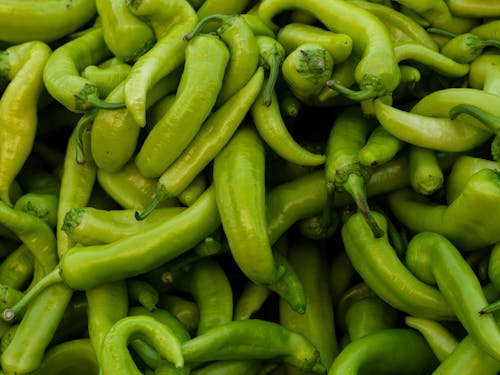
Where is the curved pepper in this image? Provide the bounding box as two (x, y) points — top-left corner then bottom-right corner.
(341, 211), (455, 320)
(100, 315), (184, 375)
(389, 169), (500, 251)
(328, 328), (438, 374)
(405, 231), (500, 361)
(258, 0), (401, 101)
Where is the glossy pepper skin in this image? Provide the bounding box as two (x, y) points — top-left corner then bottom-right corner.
(258, 0), (401, 101)
(0, 41), (51, 205)
(389, 169), (500, 251)
(341, 211), (455, 320)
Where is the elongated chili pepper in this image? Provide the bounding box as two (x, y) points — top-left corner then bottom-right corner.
(43, 25), (126, 113)
(394, 43), (470, 77)
(325, 105), (383, 238)
(177, 173), (208, 207)
(233, 281), (272, 321)
(405, 316), (458, 362)
(127, 278), (159, 312)
(0, 41), (51, 205)
(181, 319), (325, 373)
(432, 334), (500, 375)
(336, 282), (400, 343)
(328, 328), (438, 374)
(91, 67), (182, 173)
(62, 206), (185, 246)
(86, 280), (128, 368)
(347, 0), (438, 50)
(373, 97), (492, 152)
(251, 88), (326, 167)
(470, 19), (500, 41)
(446, 0), (500, 18)
(166, 257), (233, 335)
(358, 125), (405, 167)
(405, 231), (500, 361)
(276, 23), (353, 64)
(3, 185), (221, 314)
(390, 169), (500, 251)
(0, 0), (96, 44)
(29, 338), (99, 375)
(135, 34), (229, 178)
(124, 0), (198, 126)
(97, 0), (156, 63)
(281, 43), (334, 104)
(341, 211), (455, 320)
(213, 125), (281, 286)
(408, 145), (444, 195)
(259, 0), (401, 101)
(446, 155), (500, 204)
(136, 67), (264, 219)
(279, 235), (339, 370)
(14, 192), (59, 229)
(185, 13), (260, 107)
(100, 315), (184, 375)
(390, 0), (478, 34)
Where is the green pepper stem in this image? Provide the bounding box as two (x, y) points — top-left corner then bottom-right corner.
(427, 27), (457, 39)
(183, 14), (228, 41)
(2, 267), (63, 322)
(449, 103), (500, 135)
(74, 109), (98, 164)
(480, 299), (500, 314)
(86, 95), (126, 110)
(135, 194), (162, 221)
(343, 173), (384, 238)
(326, 80), (377, 101)
(262, 53), (282, 106)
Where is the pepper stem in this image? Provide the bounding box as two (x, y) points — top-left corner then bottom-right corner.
(74, 109), (98, 164)
(326, 80), (377, 101)
(342, 173), (384, 238)
(2, 267), (64, 322)
(426, 27), (457, 39)
(86, 95), (127, 110)
(449, 103), (500, 135)
(262, 53), (282, 106)
(135, 194), (162, 221)
(480, 299), (500, 315)
(183, 14), (227, 41)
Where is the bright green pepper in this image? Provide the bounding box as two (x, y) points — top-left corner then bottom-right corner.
(0, 0), (97, 44)
(389, 169), (500, 251)
(0, 41), (51, 205)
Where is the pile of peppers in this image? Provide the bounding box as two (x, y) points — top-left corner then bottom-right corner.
(1, 0), (500, 374)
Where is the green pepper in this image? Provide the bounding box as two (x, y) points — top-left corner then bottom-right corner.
(124, 0), (198, 126)
(405, 231), (500, 361)
(100, 315), (184, 375)
(42, 24), (126, 113)
(328, 328), (439, 374)
(276, 23), (353, 64)
(136, 67), (264, 219)
(255, 35), (286, 106)
(184, 13), (260, 107)
(336, 282), (400, 343)
(30, 338), (99, 375)
(341, 210), (454, 320)
(405, 316), (458, 362)
(0, 41), (51, 205)
(0, 0), (97, 44)
(181, 319), (325, 373)
(408, 145), (444, 195)
(469, 52), (500, 95)
(81, 59), (132, 98)
(260, 0), (401, 101)
(446, 0), (500, 18)
(389, 169), (500, 251)
(357, 125), (405, 168)
(96, 0), (156, 63)
(346, 0), (438, 50)
(134, 34), (230, 178)
(0, 244), (33, 291)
